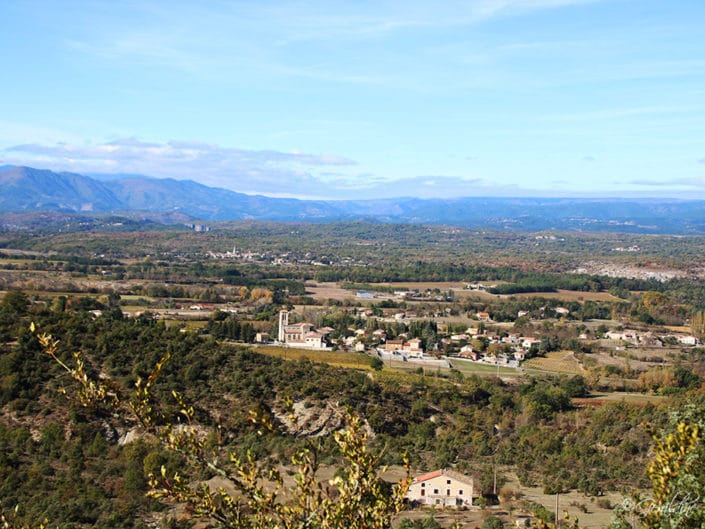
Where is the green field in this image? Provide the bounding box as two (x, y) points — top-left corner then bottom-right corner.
(449, 358), (522, 377)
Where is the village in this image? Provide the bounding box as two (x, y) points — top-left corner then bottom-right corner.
(262, 306), (701, 380)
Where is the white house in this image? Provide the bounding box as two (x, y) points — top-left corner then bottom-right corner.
(303, 331), (327, 349)
(521, 338), (541, 349)
(679, 335), (699, 346)
(606, 330), (639, 345)
(254, 332), (270, 344)
(372, 329), (387, 341)
(406, 468), (474, 507)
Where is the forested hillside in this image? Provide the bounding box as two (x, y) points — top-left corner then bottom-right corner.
(0, 290), (677, 527)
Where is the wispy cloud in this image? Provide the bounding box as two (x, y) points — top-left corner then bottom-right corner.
(6, 139), (355, 167)
(3, 139), (359, 198)
(1, 138), (528, 199)
(673, 177), (705, 187)
(63, 0), (604, 73)
(352, 174), (520, 199)
(629, 179), (678, 187)
(498, 39), (586, 51)
(629, 177), (705, 188)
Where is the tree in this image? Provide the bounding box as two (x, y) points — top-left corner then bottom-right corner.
(398, 518), (443, 529)
(20, 326), (410, 529)
(0, 291), (29, 316)
(612, 400), (705, 529)
(691, 311), (705, 341)
(370, 356), (384, 371)
(0, 506), (50, 529)
(481, 515), (504, 529)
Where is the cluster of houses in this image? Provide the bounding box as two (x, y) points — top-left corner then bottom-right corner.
(273, 310), (429, 355)
(450, 329), (540, 369)
(207, 247), (367, 268)
(272, 309), (542, 368)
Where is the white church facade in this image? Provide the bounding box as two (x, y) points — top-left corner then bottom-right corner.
(278, 310), (332, 350)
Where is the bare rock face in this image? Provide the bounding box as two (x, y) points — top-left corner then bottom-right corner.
(273, 400), (374, 439)
(118, 423), (209, 446)
(101, 420), (119, 444)
(118, 427), (145, 446)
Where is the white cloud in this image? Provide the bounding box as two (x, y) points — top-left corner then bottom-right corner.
(3, 138), (359, 197)
(353, 175), (533, 199)
(628, 177), (705, 188)
(1, 138), (523, 199)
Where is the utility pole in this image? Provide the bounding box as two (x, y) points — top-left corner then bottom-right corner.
(493, 423), (500, 497)
(493, 456), (497, 496)
(555, 493), (559, 527)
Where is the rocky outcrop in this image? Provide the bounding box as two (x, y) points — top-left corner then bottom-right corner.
(273, 400), (374, 439)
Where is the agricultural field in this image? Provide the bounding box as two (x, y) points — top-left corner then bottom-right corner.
(245, 344), (374, 371)
(509, 290), (622, 303)
(523, 351), (586, 375)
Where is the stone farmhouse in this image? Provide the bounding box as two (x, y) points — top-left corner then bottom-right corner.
(406, 468), (474, 507)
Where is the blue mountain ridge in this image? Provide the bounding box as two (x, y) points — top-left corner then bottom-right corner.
(1, 165), (704, 233)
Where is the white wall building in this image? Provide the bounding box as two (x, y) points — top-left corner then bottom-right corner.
(406, 469), (474, 507)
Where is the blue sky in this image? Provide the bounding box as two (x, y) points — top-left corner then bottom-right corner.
(1, 0), (704, 199)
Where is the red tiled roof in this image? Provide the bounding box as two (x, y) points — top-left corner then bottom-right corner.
(413, 470), (443, 483)
(412, 468), (474, 486)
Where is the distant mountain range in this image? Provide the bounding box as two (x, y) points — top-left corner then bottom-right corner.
(2, 165), (705, 234)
